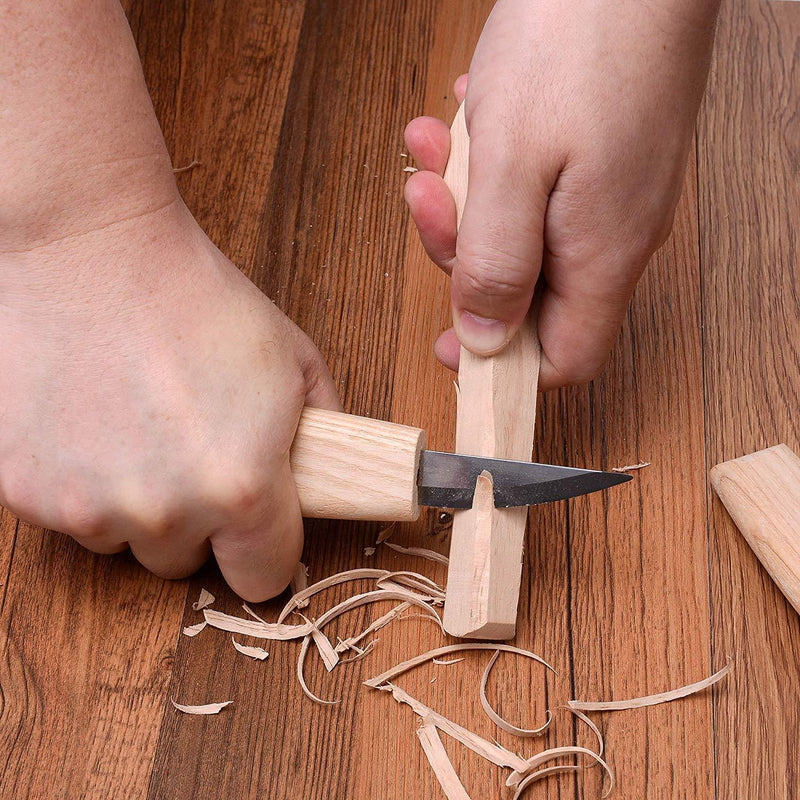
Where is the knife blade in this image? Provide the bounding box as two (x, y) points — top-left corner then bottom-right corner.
(291, 408), (632, 521)
(418, 450), (631, 508)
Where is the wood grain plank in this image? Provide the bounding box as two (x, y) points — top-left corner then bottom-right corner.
(124, 0), (307, 264)
(698, 0), (800, 797)
(6, 1), (795, 798)
(0, 524), (185, 799)
(564, 148), (716, 799)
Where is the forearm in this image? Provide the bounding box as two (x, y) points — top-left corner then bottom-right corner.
(0, 0), (176, 253)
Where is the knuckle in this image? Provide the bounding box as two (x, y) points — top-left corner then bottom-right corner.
(457, 253), (531, 301)
(212, 468), (266, 516)
(58, 495), (103, 538)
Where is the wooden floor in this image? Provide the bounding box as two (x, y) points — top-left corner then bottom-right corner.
(1, 0), (798, 797)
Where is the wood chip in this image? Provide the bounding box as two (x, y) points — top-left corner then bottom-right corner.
(231, 636), (269, 661)
(364, 643), (555, 689)
(385, 542), (449, 566)
(182, 621), (206, 638)
(567, 659), (732, 713)
(416, 720), (472, 800)
(363, 547), (376, 557)
(479, 650), (552, 737)
(192, 588), (215, 611)
(611, 462), (650, 473)
(403, 165), (418, 173)
(203, 608), (313, 640)
(171, 699), (232, 715)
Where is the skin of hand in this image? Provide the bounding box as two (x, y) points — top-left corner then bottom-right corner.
(404, 0), (721, 389)
(0, 0), (341, 601)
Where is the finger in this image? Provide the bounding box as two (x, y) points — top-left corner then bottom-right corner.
(128, 528), (211, 579)
(404, 116), (451, 174)
(450, 122), (556, 355)
(1, 479), (130, 556)
(433, 327), (460, 371)
(112, 486), (212, 578)
(210, 458), (303, 602)
(536, 250), (645, 390)
(453, 73), (468, 103)
(405, 171), (457, 273)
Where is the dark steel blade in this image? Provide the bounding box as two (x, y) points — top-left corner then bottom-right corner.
(418, 450), (632, 509)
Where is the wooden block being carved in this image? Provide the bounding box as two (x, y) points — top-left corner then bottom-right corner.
(711, 444), (800, 616)
(441, 103), (541, 639)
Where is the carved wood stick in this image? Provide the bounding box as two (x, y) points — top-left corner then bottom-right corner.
(441, 103), (541, 639)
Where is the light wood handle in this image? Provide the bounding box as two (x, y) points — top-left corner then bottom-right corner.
(441, 102), (541, 640)
(290, 408), (426, 521)
(711, 444), (800, 616)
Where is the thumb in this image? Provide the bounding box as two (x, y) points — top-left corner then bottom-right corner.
(450, 118), (553, 355)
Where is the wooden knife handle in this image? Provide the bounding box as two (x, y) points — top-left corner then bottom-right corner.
(711, 444), (800, 616)
(290, 408), (426, 521)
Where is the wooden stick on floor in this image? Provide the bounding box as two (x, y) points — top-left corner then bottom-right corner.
(711, 444), (800, 616)
(441, 103), (541, 640)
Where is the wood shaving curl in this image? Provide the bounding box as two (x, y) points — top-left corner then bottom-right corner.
(505, 746), (614, 795)
(375, 683), (529, 772)
(171, 699), (232, 715)
(203, 608), (313, 640)
(480, 650), (552, 737)
(335, 601), (411, 653)
(567, 659), (732, 713)
(384, 542), (449, 566)
(231, 636), (269, 661)
(365, 643), (555, 689)
(611, 462), (650, 473)
(297, 588), (445, 704)
(182, 621), (206, 638)
(278, 569), (390, 623)
(416, 720), (472, 800)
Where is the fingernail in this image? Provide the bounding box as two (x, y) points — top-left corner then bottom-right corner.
(456, 311), (508, 355)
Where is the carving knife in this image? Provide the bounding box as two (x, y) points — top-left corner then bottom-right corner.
(290, 408), (631, 521)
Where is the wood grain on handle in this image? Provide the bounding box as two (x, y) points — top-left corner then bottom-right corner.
(442, 102), (541, 640)
(290, 407), (425, 521)
(711, 444), (800, 616)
